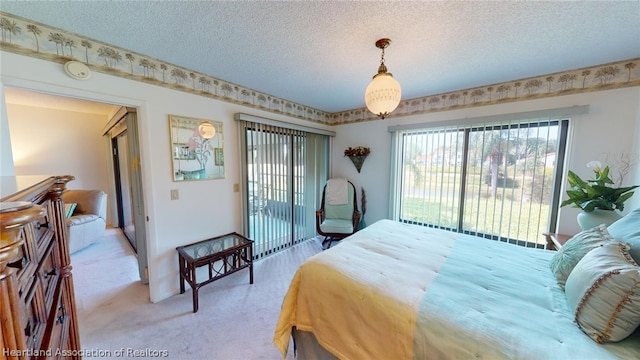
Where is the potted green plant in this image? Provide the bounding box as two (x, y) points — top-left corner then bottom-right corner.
(561, 161), (638, 229)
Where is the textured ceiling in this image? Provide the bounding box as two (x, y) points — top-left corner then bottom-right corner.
(1, 1), (639, 113)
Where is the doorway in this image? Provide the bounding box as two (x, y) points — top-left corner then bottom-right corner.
(237, 115), (331, 260)
(112, 131), (136, 251)
(3, 87), (149, 284)
(104, 107), (149, 283)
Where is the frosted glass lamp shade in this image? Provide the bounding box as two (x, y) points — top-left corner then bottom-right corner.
(365, 73), (401, 119)
(198, 121), (216, 139)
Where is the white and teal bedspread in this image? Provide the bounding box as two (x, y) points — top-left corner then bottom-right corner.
(274, 219), (640, 359)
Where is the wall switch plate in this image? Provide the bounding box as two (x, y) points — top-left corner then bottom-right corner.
(170, 189), (179, 200)
(233, 183), (240, 192)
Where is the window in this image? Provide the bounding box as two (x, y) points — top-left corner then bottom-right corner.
(390, 112), (576, 248)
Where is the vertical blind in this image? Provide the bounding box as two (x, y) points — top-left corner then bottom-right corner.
(389, 109), (581, 247)
(236, 114), (331, 259)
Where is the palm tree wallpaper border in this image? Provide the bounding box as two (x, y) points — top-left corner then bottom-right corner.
(1, 12), (639, 125)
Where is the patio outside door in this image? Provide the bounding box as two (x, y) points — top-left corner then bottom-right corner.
(238, 115), (330, 259)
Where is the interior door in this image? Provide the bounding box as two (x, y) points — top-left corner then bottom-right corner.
(105, 107), (149, 284)
(113, 131), (136, 251)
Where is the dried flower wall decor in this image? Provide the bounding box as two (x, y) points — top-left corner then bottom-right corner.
(344, 146), (370, 173)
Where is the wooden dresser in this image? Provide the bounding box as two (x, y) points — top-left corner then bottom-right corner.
(1, 175), (80, 359)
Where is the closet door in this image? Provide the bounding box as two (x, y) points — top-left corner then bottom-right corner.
(114, 131), (136, 250)
(106, 107), (148, 283)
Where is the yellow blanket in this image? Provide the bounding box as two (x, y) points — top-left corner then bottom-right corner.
(273, 220), (456, 359)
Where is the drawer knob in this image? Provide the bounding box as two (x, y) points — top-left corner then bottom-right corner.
(24, 322), (38, 345)
(44, 268), (57, 278)
(8, 257), (27, 270)
(24, 321), (33, 336)
(56, 303), (67, 324)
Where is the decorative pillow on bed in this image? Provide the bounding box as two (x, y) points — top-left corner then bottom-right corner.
(565, 242), (640, 343)
(549, 224), (614, 289)
(607, 207), (640, 264)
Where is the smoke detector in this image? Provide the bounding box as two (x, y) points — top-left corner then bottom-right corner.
(63, 61), (91, 80)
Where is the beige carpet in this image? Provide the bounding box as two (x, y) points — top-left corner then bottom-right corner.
(71, 228), (323, 359)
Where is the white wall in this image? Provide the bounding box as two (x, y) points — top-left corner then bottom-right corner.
(0, 83), (16, 176)
(6, 104), (111, 192)
(333, 86), (640, 237)
(1, 51), (332, 302)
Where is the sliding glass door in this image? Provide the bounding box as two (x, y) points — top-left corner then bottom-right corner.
(392, 117), (569, 247)
(238, 116), (330, 259)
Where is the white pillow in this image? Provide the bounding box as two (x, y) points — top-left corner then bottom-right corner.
(565, 242), (640, 343)
(549, 224), (614, 289)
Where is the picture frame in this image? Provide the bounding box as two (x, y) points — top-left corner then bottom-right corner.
(169, 115), (224, 181)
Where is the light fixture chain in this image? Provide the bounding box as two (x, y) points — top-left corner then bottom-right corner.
(380, 47), (386, 65)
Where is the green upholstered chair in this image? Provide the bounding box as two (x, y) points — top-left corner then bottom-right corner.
(315, 179), (361, 249)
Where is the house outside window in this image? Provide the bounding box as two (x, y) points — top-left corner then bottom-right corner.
(391, 117), (570, 247)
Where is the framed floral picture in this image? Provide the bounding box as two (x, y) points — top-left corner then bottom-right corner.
(169, 115), (224, 181)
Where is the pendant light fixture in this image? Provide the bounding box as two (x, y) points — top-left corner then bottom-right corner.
(365, 38), (401, 119)
(198, 121), (216, 139)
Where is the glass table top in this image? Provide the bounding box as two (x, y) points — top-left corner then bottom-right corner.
(177, 233), (252, 261)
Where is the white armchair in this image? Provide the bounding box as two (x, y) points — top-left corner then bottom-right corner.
(61, 189), (107, 254)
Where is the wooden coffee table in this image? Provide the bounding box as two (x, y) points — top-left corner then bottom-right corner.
(177, 232), (254, 312)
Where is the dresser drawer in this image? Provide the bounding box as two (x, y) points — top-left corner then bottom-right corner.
(22, 275), (48, 353)
(37, 240), (60, 312)
(39, 278), (70, 358)
(33, 200), (54, 257)
(10, 226), (39, 289)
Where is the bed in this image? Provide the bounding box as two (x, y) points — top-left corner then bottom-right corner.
(273, 218), (640, 359)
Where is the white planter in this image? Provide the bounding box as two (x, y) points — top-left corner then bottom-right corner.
(576, 209), (622, 230)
